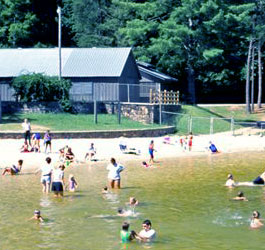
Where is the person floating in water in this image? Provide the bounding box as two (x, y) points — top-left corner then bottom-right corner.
(120, 222), (137, 243)
(117, 208), (134, 217)
(225, 174), (235, 188)
(29, 210), (44, 222)
(250, 211), (264, 229)
(253, 171), (265, 185)
(2, 160), (23, 176)
(209, 141), (218, 153)
(232, 191), (248, 201)
(68, 174), (78, 192)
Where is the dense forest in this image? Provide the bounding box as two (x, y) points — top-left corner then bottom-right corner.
(0, 0), (264, 106)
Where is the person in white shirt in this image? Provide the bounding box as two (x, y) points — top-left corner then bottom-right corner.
(106, 158), (125, 189)
(22, 118), (31, 146)
(137, 219), (156, 242)
(35, 157), (53, 194)
(51, 165), (65, 197)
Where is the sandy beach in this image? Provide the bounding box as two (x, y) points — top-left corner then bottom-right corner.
(1, 133), (265, 172)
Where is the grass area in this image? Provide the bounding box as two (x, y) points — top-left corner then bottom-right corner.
(0, 113), (161, 131)
(173, 105), (263, 135)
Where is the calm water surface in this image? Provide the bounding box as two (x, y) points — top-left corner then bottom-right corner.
(1, 152), (265, 250)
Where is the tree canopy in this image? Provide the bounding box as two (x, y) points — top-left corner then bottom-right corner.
(0, 0), (264, 103)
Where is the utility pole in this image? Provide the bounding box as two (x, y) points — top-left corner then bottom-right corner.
(57, 6), (62, 81)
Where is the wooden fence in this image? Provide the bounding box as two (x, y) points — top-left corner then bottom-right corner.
(150, 89), (179, 105)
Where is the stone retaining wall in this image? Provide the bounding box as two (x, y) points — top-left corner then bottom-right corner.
(1, 101), (180, 124)
(0, 126), (175, 139)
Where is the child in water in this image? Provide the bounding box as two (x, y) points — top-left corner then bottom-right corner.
(250, 211), (264, 229)
(2, 160), (23, 175)
(68, 174), (78, 192)
(129, 197), (139, 206)
(232, 191), (248, 201)
(30, 210), (44, 222)
(102, 186), (109, 194)
(120, 222), (137, 243)
(225, 174), (235, 188)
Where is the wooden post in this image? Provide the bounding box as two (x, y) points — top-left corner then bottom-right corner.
(150, 89), (153, 104)
(118, 101), (121, 124)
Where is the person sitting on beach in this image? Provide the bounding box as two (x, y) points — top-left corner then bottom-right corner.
(209, 141), (218, 153)
(20, 141), (32, 153)
(65, 147), (75, 163)
(250, 211), (264, 229)
(225, 174), (235, 188)
(136, 219), (156, 242)
(232, 191), (248, 201)
(68, 174), (78, 192)
(84, 143), (96, 161)
(253, 171), (265, 185)
(31, 132), (41, 152)
(59, 145), (68, 161)
(120, 222), (137, 243)
(129, 197), (139, 206)
(142, 161), (149, 168)
(2, 160), (23, 176)
(29, 210), (44, 222)
(163, 135), (172, 145)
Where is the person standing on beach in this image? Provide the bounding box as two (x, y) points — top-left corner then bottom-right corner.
(44, 130), (52, 154)
(106, 158), (125, 189)
(148, 140), (155, 164)
(22, 118), (31, 146)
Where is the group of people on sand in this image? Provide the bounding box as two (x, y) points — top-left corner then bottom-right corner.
(225, 172), (265, 228)
(21, 119), (52, 154)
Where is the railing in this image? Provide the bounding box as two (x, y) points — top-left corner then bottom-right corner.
(150, 89), (179, 105)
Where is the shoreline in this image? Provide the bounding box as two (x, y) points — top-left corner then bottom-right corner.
(0, 134), (264, 172)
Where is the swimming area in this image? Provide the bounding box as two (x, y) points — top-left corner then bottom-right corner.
(1, 151), (265, 249)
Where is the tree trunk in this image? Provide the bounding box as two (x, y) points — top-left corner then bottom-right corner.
(246, 38), (253, 114)
(187, 60), (196, 104)
(257, 40), (262, 108)
(251, 45), (255, 112)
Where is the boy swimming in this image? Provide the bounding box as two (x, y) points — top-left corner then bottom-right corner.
(30, 210), (44, 222)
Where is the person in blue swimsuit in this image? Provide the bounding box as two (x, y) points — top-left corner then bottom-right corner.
(149, 140), (155, 164)
(209, 141), (218, 153)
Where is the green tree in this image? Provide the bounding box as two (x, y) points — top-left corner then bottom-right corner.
(11, 73), (72, 102)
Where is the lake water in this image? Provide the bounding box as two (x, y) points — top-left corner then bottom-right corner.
(1, 152), (265, 250)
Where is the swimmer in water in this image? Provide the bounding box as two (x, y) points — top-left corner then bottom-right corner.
(225, 174), (235, 188)
(117, 208), (134, 217)
(30, 210), (44, 222)
(120, 222), (137, 243)
(250, 211), (264, 229)
(232, 191), (248, 201)
(102, 186), (109, 194)
(129, 197), (139, 206)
